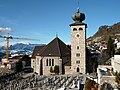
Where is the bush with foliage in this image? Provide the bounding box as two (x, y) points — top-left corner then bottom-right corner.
(107, 36), (115, 58)
(50, 66), (54, 73)
(15, 60), (23, 72)
(85, 79), (98, 90)
(54, 65), (59, 74)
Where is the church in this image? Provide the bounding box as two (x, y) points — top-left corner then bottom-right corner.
(31, 8), (88, 75)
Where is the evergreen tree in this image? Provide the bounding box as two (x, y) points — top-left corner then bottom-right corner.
(15, 60), (23, 72)
(107, 36), (115, 58)
(54, 65), (59, 74)
(85, 79), (96, 90)
(50, 66), (54, 73)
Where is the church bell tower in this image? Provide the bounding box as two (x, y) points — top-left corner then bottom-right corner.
(70, 8), (87, 74)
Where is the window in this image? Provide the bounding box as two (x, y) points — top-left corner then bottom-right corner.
(73, 28), (77, 31)
(46, 59), (48, 66)
(52, 59), (54, 66)
(49, 59), (51, 66)
(76, 34), (79, 37)
(77, 46), (79, 50)
(76, 53), (80, 57)
(79, 28), (83, 30)
(76, 60), (80, 64)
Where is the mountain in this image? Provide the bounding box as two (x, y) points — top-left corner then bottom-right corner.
(90, 22), (120, 42)
(0, 43), (44, 50)
(0, 52), (5, 60)
(0, 43), (45, 55)
(9, 43), (37, 51)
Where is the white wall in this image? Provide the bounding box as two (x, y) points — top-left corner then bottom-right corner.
(111, 55), (120, 72)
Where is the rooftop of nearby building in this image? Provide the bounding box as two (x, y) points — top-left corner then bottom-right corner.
(97, 65), (114, 76)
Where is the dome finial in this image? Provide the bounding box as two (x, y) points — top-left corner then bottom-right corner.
(72, 7), (85, 23)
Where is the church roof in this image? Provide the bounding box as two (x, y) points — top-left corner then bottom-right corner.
(32, 46), (45, 58)
(32, 37), (71, 58)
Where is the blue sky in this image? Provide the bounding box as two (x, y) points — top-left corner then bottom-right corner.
(0, 0), (120, 45)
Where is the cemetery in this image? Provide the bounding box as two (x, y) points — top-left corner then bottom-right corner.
(0, 73), (86, 90)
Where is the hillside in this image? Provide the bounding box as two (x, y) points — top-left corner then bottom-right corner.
(91, 22), (120, 42)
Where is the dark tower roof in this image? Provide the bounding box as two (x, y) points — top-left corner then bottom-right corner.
(70, 8), (87, 28)
(32, 37), (71, 57)
(72, 8), (85, 23)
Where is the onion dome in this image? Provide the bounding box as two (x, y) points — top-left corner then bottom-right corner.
(72, 8), (85, 23)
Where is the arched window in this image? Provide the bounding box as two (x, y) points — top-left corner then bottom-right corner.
(79, 28), (83, 30)
(52, 59), (54, 66)
(49, 59), (51, 66)
(46, 59), (48, 66)
(77, 46), (79, 50)
(73, 28), (77, 31)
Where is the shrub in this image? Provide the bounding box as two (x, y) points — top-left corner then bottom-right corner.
(50, 66), (54, 73)
(54, 65), (59, 74)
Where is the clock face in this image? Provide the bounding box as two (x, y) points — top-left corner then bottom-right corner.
(76, 34), (80, 38)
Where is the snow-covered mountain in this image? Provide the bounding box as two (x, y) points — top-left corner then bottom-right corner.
(0, 43), (45, 55)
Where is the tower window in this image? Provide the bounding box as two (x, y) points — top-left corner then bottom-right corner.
(73, 28), (77, 31)
(76, 60), (80, 64)
(76, 34), (79, 37)
(76, 53), (80, 57)
(77, 46), (79, 50)
(79, 28), (83, 30)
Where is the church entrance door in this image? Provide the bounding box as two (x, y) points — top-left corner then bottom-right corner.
(77, 67), (79, 72)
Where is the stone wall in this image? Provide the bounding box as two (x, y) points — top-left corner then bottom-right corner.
(65, 66), (72, 74)
(31, 56), (71, 75)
